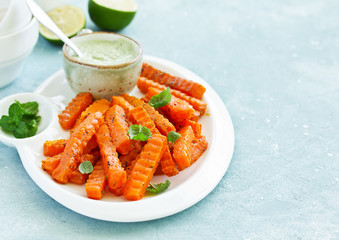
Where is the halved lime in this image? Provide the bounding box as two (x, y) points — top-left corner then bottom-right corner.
(88, 0), (137, 31)
(39, 5), (86, 45)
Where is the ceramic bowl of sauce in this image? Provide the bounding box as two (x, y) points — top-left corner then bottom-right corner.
(63, 32), (143, 100)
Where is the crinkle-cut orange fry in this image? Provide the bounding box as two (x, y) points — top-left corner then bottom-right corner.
(190, 111), (200, 122)
(121, 93), (176, 136)
(96, 124), (126, 195)
(172, 126), (195, 170)
(69, 154), (99, 185)
(144, 87), (195, 122)
(41, 153), (63, 175)
(190, 136), (209, 165)
(175, 120), (202, 138)
(124, 134), (167, 201)
(43, 136), (98, 157)
(43, 139), (67, 157)
(83, 135), (98, 154)
(110, 96), (134, 117)
(52, 112), (104, 184)
(160, 145), (179, 177)
(72, 99), (110, 131)
(58, 92), (93, 130)
(137, 77), (207, 114)
(105, 105), (133, 155)
(42, 153), (99, 183)
(141, 63), (206, 99)
(85, 160), (106, 200)
(129, 106), (160, 135)
(119, 140), (143, 169)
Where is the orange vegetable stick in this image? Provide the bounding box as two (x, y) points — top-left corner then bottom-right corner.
(69, 154), (98, 185)
(122, 93), (176, 136)
(85, 160), (106, 200)
(43, 136), (98, 157)
(43, 139), (67, 157)
(160, 145), (179, 177)
(58, 92), (93, 130)
(137, 77), (207, 114)
(191, 136), (208, 165)
(83, 135), (98, 154)
(190, 111), (200, 122)
(73, 99), (110, 130)
(172, 126), (195, 170)
(42, 153), (99, 184)
(129, 106), (160, 135)
(119, 140), (143, 169)
(124, 134), (167, 201)
(110, 96), (134, 117)
(141, 63), (206, 99)
(105, 105), (133, 155)
(96, 124), (126, 195)
(175, 120), (202, 138)
(41, 153), (63, 175)
(52, 112), (104, 184)
(144, 87), (195, 122)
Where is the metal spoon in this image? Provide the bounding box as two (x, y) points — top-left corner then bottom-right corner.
(26, 0), (83, 57)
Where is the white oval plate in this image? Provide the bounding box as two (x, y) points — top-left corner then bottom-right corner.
(0, 55), (234, 222)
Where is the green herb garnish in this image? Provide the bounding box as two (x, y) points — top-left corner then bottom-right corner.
(0, 100), (40, 138)
(128, 124), (152, 141)
(146, 180), (171, 194)
(79, 161), (93, 174)
(148, 87), (171, 108)
(167, 131), (181, 143)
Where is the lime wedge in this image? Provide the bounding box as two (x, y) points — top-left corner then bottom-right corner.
(39, 5), (86, 45)
(88, 0), (137, 31)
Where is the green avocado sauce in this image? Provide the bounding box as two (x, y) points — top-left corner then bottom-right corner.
(74, 39), (137, 65)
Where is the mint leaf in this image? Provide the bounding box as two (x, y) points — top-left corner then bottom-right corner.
(128, 124), (152, 141)
(13, 121), (29, 138)
(34, 115), (41, 125)
(16, 101), (39, 116)
(167, 131), (181, 143)
(148, 87), (171, 108)
(27, 125), (38, 137)
(0, 100), (41, 138)
(79, 161), (93, 174)
(0, 115), (16, 132)
(8, 103), (22, 117)
(146, 180), (171, 194)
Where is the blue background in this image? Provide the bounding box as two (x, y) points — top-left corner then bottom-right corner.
(0, 0), (338, 239)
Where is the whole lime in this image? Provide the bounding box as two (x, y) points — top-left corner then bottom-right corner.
(88, 0), (137, 31)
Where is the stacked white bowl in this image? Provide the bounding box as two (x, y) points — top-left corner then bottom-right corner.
(0, 0), (39, 88)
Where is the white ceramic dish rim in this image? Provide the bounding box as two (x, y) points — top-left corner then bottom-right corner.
(0, 55), (234, 222)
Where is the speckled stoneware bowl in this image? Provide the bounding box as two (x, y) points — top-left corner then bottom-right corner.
(62, 32), (143, 100)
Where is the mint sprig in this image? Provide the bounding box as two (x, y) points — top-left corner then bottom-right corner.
(146, 180), (171, 194)
(167, 131), (181, 143)
(0, 100), (41, 138)
(79, 161), (94, 174)
(128, 124), (152, 141)
(148, 87), (171, 108)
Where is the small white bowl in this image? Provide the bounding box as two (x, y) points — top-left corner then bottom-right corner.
(0, 0), (32, 36)
(0, 92), (56, 147)
(63, 32), (143, 100)
(0, 17), (39, 88)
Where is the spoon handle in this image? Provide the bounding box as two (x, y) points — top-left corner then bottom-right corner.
(26, 0), (83, 57)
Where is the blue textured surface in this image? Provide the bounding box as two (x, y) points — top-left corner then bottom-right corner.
(1, 0), (339, 239)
